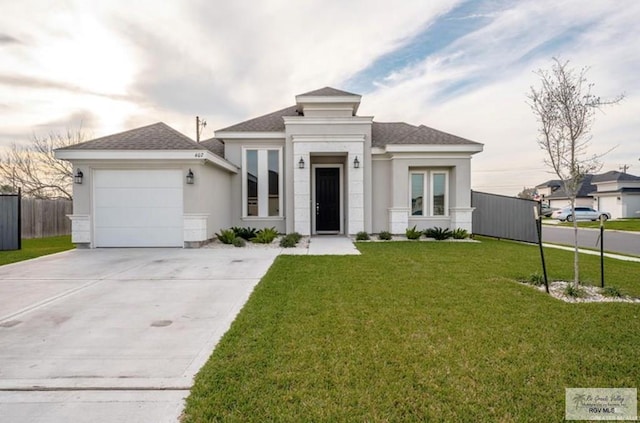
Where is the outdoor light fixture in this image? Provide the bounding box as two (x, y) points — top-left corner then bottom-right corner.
(74, 169), (83, 184)
(353, 156), (360, 169)
(298, 157), (305, 169)
(186, 169), (194, 184)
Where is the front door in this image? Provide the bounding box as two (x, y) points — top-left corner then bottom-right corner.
(315, 167), (340, 232)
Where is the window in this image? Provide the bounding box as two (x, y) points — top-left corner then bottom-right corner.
(243, 148), (282, 217)
(409, 171), (448, 217)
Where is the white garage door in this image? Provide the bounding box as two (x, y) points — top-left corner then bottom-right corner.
(94, 170), (183, 247)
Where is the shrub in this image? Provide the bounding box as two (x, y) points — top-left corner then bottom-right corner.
(564, 284), (586, 298)
(356, 231), (370, 241)
(232, 237), (246, 247)
(216, 229), (236, 244)
(252, 227), (279, 244)
(232, 227), (258, 241)
(451, 228), (469, 239)
(287, 232), (303, 243)
(405, 226), (422, 240)
(378, 231), (392, 241)
(424, 227), (453, 240)
(279, 234), (298, 248)
(601, 285), (625, 298)
(527, 272), (545, 286)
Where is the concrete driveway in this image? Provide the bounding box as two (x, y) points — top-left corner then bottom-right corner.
(0, 247), (280, 423)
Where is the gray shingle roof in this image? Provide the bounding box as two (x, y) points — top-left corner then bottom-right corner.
(372, 122), (481, 147)
(216, 105), (299, 132)
(297, 87), (360, 97)
(57, 122), (206, 150)
(199, 137), (225, 158)
(546, 174), (596, 199)
(592, 170), (640, 183)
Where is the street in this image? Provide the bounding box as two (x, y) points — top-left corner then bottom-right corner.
(542, 225), (640, 256)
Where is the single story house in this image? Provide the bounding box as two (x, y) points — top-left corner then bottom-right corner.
(55, 87), (483, 248)
(535, 175), (596, 209)
(590, 171), (640, 219)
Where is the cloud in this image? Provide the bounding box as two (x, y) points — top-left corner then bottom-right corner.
(0, 34), (20, 44)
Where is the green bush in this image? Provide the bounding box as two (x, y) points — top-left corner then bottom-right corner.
(424, 227), (453, 240)
(405, 226), (422, 240)
(601, 285), (625, 298)
(231, 227), (258, 241)
(527, 272), (545, 286)
(232, 237), (246, 247)
(216, 229), (236, 244)
(378, 231), (392, 240)
(279, 234), (298, 248)
(564, 284), (586, 298)
(287, 232), (303, 243)
(356, 231), (370, 241)
(451, 228), (469, 239)
(252, 227), (279, 244)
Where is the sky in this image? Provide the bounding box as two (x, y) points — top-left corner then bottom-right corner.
(1, 0), (638, 196)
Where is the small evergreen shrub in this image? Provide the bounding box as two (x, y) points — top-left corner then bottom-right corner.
(452, 228), (469, 239)
(356, 231), (370, 241)
(279, 234), (298, 248)
(216, 229), (236, 244)
(527, 272), (545, 286)
(252, 227), (279, 244)
(287, 232), (303, 243)
(424, 227), (453, 240)
(232, 237), (246, 247)
(231, 226), (258, 241)
(564, 284), (586, 298)
(601, 286), (624, 298)
(405, 226), (422, 240)
(378, 231), (392, 240)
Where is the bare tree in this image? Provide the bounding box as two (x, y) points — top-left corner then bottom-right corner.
(0, 128), (88, 200)
(528, 58), (623, 287)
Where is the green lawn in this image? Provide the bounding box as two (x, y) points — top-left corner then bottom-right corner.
(558, 218), (640, 232)
(0, 235), (74, 266)
(183, 239), (640, 422)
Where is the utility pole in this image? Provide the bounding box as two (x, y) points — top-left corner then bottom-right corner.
(619, 164), (629, 174)
(196, 116), (207, 143)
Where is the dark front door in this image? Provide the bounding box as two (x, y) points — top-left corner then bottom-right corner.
(315, 167), (340, 232)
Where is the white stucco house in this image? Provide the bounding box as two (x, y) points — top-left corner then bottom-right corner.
(590, 171), (640, 219)
(55, 87), (483, 248)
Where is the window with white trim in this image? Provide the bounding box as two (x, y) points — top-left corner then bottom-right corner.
(410, 171), (448, 217)
(243, 148), (282, 217)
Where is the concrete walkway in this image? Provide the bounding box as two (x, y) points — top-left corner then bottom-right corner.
(307, 236), (361, 255)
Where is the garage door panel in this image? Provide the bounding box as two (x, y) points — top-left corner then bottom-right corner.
(95, 188), (182, 208)
(94, 170), (183, 247)
(95, 227), (183, 248)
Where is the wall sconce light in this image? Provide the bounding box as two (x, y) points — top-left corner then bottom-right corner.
(353, 156), (360, 169)
(74, 169), (84, 184)
(186, 169), (194, 184)
(298, 157), (305, 169)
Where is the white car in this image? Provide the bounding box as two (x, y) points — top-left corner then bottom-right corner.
(551, 206), (611, 222)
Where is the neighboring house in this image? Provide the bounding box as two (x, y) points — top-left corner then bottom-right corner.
(55, 87), (483, 248)
(590, 171), (640, 219)
(535, 175), (596, 209)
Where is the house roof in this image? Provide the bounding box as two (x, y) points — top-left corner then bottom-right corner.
(592, 170), (640, 183)
(199, 137), (225, 158)
(372, 122), (481, 147)
(589, 187), (640, 195)
(545, 174), (596, 199)
(216, 105), (299, 132)
(297, 86), (359, 97)
(57, 122), (207, 151)
(535, 179), (562, 189)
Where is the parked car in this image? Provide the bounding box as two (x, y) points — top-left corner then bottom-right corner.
(540, 204), (555, 217)
(551, 206), (611, 222)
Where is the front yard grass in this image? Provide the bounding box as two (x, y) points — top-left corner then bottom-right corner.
(183, 239), (640, 422)
(558, 218), (640, 232)
(0, 235), (73, 266)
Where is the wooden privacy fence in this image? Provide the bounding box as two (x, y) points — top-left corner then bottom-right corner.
(21, 198), (72, 239)
(471, 191), (538, 243)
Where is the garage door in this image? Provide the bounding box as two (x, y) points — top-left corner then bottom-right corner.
(94, 170), (183, 247)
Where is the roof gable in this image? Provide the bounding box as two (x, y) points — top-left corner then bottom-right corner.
(57, 122), (205, 151)
(297, 86), (359, 97)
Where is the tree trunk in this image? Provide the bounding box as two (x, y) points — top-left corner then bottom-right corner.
(571, 197), (580, 287)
